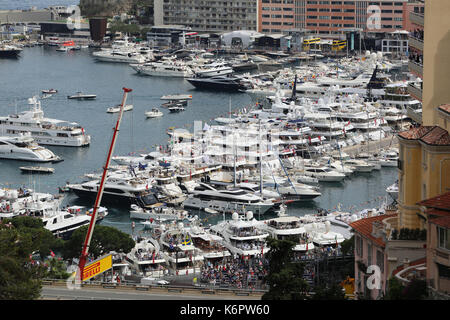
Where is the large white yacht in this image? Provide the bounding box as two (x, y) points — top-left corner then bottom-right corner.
(0, 133), (61, 162)
(0, 96), (90, 147)
(68, 174), (157, 206)
(130, 60), (194, 77)
(125, 237), (167, 278)
(210, 211), (270, 257)
(182, 182), (275, 215)
(159, 222), (204, 275)
(260, 212), (315, 254)
(93, 48), (148, 64)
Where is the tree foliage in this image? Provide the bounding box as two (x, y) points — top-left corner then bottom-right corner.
(262, 237), (309, 300)
(62, 225), (135, 261)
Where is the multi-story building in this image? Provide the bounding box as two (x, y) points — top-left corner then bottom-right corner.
(406, 0), (424, 124)
(259, 0), (420, 36)
(154, 0), (258, 33)
(351, 0), (450, 300)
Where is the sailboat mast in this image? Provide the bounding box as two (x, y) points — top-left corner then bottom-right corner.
(78, 87), (132, 280)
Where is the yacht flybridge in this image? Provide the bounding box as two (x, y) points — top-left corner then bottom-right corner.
(0, 96), (90, 147)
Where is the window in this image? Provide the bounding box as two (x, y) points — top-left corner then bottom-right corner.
(438, 226), (450, 251)
(376, 250), (384, 273)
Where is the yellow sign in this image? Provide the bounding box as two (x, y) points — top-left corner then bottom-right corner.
(82, 254), (112, 281)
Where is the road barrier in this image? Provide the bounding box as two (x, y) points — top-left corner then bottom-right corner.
(43, 278), (266, 297)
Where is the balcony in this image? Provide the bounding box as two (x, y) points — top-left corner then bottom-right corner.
(408, 60), (423, 77)
(409, 36), (424, 52)
(410, 12), (424, 27)
(408, 82), (423, 101)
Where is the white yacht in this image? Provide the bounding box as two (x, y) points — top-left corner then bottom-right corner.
(68, 174), (157, 206)
(303, 220), (346, 247)
(386, 181), (398, 200)
(260, 214), (315, 253)
(302, 166), (346, 182)
(193, 61), (233, 78)
(145, 108), (163, 118)
(210, 211), (270, 257)
(106, 104), (133, 113)
(41, 208), (92, 239)
(378, 149), (399, 167)
(131, 60), (194, 77)
(182, 182), (275, 215)
(130, 203), (188, 221)
(159, 222), (204, 275)
(185, 218), (231, 261)
(93, 49), (148, 64)
(0, 96), (90, 147)
(0, 133), (61, 162)
(125, 237), (167, 277)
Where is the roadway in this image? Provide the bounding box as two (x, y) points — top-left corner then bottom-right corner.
(40, 285), (262, 300)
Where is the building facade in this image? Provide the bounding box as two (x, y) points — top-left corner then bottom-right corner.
(258, 0), (419, 36)
(155, 0), (258, 33)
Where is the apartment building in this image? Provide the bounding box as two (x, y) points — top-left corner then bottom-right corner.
(259, 0), (416, 36)
(154, 0), (258, 33)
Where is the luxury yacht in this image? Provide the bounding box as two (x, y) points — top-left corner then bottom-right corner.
(159, 222), (204, 275)
(129, 203), (189, 221)
(210, 211), (270, 257)
(0, 134), (61, 162)
(131, 60), (194, 77)
(68, 174), (157, 206)
(260, 212), (315, 254)
(302, 166), (346, 182)
(125, 237), (167, 278)
(182, 182), (275, 215)
(93, 49), (148, 64)
(0, 96), (90, 147)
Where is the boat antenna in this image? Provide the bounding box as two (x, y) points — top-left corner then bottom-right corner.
(77, 87), (132, 281)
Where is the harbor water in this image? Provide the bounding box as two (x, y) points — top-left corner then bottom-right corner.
(0, 46), (398, 234)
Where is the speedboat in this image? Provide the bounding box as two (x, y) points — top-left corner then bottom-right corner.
(107, 104), (133, 113)
(0, 134), (61, 162)
(67, 92), (97, 100)
(145, 108), (163, 118)
(42, 89), (58, 94)
(19, 166), (55, 174)
(168, 105), (185, 113)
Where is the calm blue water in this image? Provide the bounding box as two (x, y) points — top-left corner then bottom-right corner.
(0, 46), (398, 234)
(0, 1), (78, 10)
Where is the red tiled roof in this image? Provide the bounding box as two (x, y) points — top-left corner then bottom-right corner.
(398, 125), (450, 146)
(398, 126), (434, 140)
(421, 126), (450, 146)
(438, 104), (450, 115)
(417, 191), (450, 211)
(349, 214), (397, 248)
(429, 215), (450, 229)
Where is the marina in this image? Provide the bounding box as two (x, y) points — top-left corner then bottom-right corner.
(0, 38), (406, 291)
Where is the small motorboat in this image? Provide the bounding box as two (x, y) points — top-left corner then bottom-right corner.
(160, 94), (192, 101)
(145, 108), (163, 118)
(168, 105), (185, 113)
(42, 89), (58, 94)
(19, 166), (55, 174)
(107, 104), (133, 113)
(161, 99), (188, 108)
(67, 92), (97, 100)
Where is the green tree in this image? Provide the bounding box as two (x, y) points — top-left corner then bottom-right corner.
(311, 282), (346, 300)
(262, 237), (309, 300)
(62, 225), (135, 261)
(0, 222), (47, 299)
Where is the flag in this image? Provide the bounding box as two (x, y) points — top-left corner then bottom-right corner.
(152, 251), (155, 263)
(50, 250), (55, 258)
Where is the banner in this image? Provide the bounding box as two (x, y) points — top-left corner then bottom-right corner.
(82, 254), (112, 281)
